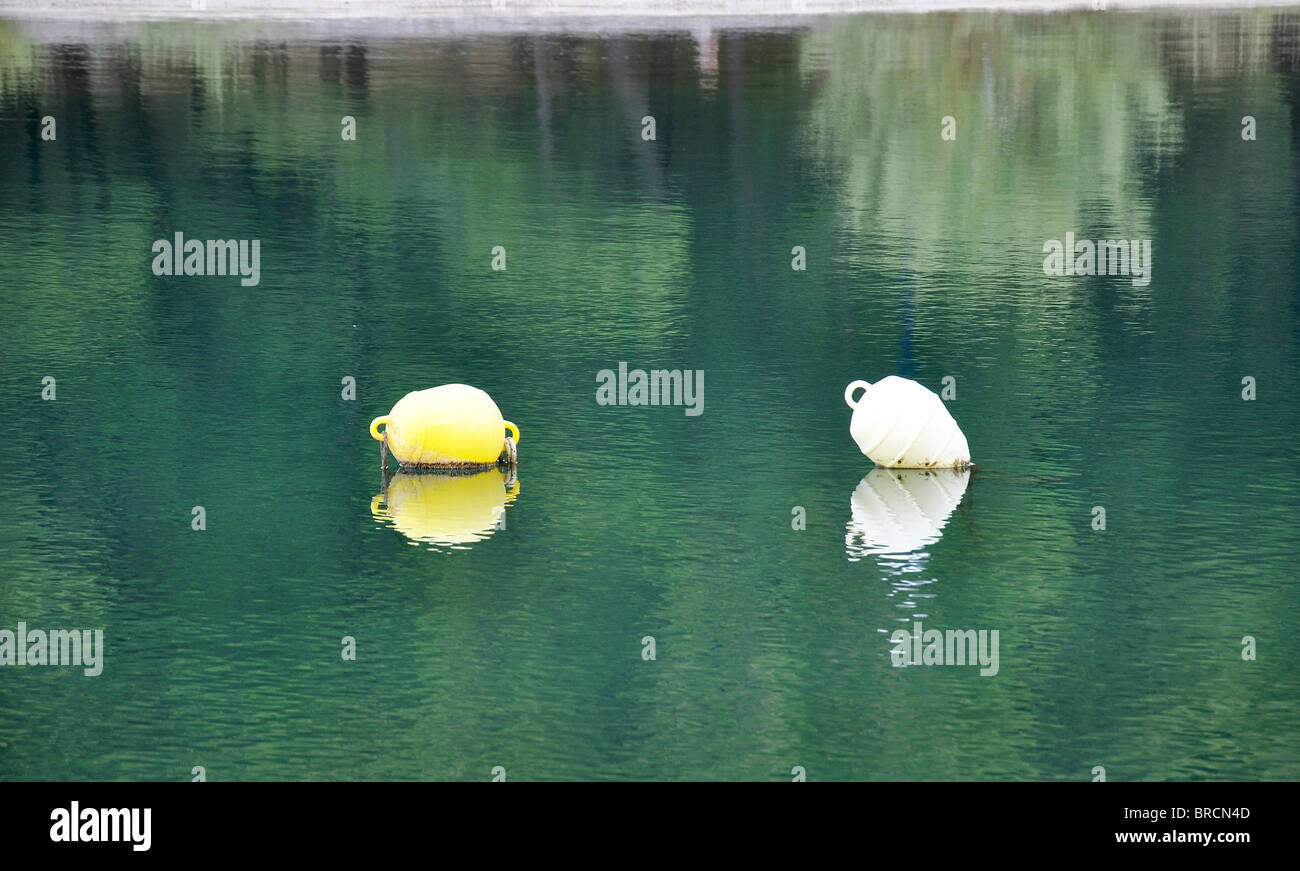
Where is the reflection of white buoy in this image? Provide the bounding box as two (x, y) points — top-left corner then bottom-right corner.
(845, 467), (970, 558)
(844, 377), (971, 469)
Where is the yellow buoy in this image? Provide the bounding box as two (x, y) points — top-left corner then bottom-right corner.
(369, 384), (519, 469)
(371, 468), (519, 548)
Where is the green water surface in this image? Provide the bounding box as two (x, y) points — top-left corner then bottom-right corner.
(0, 9), (1297, 781)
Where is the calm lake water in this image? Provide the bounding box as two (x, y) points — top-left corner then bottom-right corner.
(1, 10), (1298, 781)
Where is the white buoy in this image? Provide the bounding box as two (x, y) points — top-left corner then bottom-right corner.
(844, 376), (971, 469)
(845, 467), (970, 558)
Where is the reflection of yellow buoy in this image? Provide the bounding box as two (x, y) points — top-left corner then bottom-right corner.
(846, 467), (970, 557)
(369, 384), (519, 468)
(371, 469), (520, 547)
(844, 377), (970, 469)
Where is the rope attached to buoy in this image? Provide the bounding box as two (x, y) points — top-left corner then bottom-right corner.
(499, 420), (519, 469)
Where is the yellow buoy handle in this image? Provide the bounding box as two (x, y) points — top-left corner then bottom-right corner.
(844, 380), (872, 410)
(503, 420), (520, 445)
(369, 415), (390, 442)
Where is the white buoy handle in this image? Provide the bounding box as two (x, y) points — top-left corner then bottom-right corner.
(844, 380), (872, 409)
